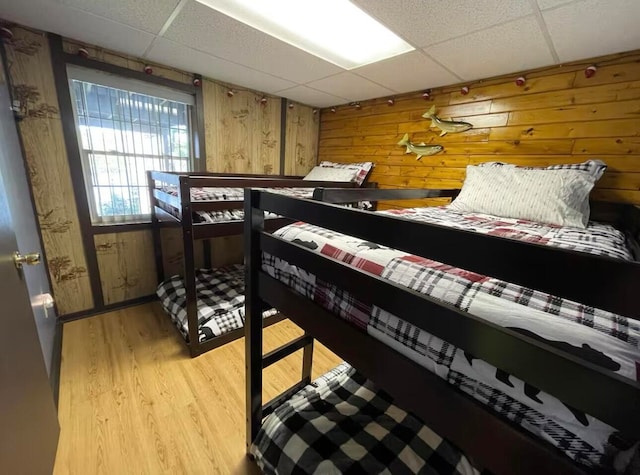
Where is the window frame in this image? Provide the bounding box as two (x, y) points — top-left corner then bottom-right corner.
(67, 66), (197, 225)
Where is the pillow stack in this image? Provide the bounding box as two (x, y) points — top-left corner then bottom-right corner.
(303, 161), (373, 185)
(449, 160), (607, 228)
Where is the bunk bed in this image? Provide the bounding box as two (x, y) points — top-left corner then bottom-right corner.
(147, 171), (365, 357)
(243, 186), (640, 474)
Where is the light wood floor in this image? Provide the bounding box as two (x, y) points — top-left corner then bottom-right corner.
(54, 303), (341, 474)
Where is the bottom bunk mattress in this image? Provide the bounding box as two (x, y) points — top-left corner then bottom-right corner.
(263, 206), (640, 473)
(157, 264), (276, 342)
(252, 363), (479, 475)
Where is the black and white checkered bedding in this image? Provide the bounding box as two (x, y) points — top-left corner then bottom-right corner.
(262, 205), (639, 472)
(156, 264), (276, 342)
(252, 363), (479, 475)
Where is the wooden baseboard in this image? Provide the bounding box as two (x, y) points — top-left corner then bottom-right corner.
(58, 294), (157, 323)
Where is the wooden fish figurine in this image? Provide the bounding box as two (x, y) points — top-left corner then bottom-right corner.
(397, 133), (443, 160)
(422, 105), (472, 136)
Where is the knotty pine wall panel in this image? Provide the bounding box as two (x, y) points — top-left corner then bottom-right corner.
(319, 52), (640, 209)
(94, 231), (157, 305)
(284, 103), (320, 176)
(5, 27), (94, 314)
(203, 79), (281, 174)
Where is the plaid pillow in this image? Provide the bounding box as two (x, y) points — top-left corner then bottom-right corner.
(478, 159), (607, 180)
(319, 161), (373, 186)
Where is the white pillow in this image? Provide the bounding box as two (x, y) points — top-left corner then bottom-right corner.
(478, 159), (607, 180)
(449, 165), (596, 228)
(319, 161), (373, 186)
(303, 165), (359, 182)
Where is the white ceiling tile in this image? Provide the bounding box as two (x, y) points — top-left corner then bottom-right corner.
(536, 0), (579, 9)
(163, 1), (344, 83)
(352, 0), (533, 47)
(543, 0), (640, 62)
(306, 73), (394, 102)
(425, 16), (554, 81)
(352, 51), (460, 94)
(146, 37), (297, 93)
(0, 0), (154, 56)
(57, 0), (181, 34)
(275, 85), (349, 108)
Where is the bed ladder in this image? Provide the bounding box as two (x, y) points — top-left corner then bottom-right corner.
(245, 188), (315, 450)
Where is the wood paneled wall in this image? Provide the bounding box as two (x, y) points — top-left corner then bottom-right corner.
(203, 80), (281, 174)
(4, 28), (93, 314)
(94, 231), (157, 305)
(285, 104), (320, 176)
(319, 51), (640, 209)
(4, 24), (319, 315)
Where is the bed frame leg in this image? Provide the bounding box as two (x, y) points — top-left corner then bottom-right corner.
(245, 189), (266, 452)
(180, 175), (200, 356)
(147, 171), (164, 284)
(301, 333), (313, 384)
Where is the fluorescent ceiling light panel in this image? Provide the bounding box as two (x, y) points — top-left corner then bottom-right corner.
(195, 0), (414, 69)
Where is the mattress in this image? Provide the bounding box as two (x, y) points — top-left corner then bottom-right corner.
(252, 362), (479, 475)
(159, 186), (372, 224)
(262, 206), (639, 472)
(162, 185), (316, 202)
(160, 186), (314, 224)
(157, 264), (276, 342)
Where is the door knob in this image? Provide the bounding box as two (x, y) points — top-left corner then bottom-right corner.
(13, 251), (41, 269)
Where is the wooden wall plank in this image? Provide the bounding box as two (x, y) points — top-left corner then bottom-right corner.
(284, 103), (319, 175)
(6, 27), (94, 314)
(94, 231), (157, 305)
(319, 51), (640, 206)
(507, 99), (640, 125)
(203, 80), (281, 174)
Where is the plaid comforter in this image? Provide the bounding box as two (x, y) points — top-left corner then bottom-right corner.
(263, 206), (639, 472)
(160, 186), (315, 224)
(157, 264), (276, 342)
(252, 363), (479, 475)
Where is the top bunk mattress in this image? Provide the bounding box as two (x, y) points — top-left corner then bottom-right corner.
(262, 205), (639, 472)
(161, 185), (315, 202)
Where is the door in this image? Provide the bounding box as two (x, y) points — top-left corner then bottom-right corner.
(0, 57), (57, 376)
(0, 60), (59, 472)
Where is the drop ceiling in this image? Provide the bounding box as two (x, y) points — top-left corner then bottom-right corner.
(0, 0), (638, 107)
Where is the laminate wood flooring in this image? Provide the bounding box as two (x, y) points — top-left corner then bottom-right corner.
(54, 303), (341, 474)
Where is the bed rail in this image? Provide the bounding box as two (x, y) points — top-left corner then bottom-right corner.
(312, 187), (459, 203)
(244, 188), (640, 475)
(147, 170), (359, 358)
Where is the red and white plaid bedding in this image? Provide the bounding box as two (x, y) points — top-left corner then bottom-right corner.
(162, 185), (315, 202)
(160, 186), (316, 224)
(263, 205), (639, 472)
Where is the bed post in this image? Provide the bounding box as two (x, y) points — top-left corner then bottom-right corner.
(301, 334), (313, 384)
(147, 171), (164, 284)
(245, 188), (265, 452)
(180, 175), (200, 357)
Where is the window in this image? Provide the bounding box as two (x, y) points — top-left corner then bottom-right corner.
(68, 67), (195, 224)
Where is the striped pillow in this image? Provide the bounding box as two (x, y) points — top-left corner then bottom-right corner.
(319, 161), (373, 186)
(303, 166), (359, 182)
(478, 159), (607, 180)
(449, 165), (596, 228)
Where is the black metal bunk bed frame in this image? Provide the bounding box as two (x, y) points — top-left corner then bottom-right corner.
(147, 171), (358, 357)
(244, 187), (640, 475)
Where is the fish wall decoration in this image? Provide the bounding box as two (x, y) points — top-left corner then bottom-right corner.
(397, 133), (443, 160)
(422, 105), (472, 136)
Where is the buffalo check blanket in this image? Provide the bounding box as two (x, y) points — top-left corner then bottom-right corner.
(252, 363), (480, 475)
(157, 264), (276, 342)
(263, 206), (640, 472)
